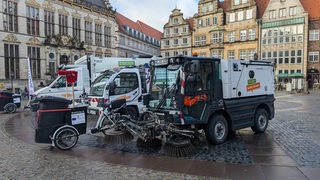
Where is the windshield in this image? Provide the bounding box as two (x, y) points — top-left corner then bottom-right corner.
(149, 66), (181, 109)
(89, 72), (112, 96)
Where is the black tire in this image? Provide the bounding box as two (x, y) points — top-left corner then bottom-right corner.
(125, 106), (138, 120)
(205, 114), (228, 145)
(53, 126), (78, 150)
(251, 108), (268, 133)
(4, 103), (17, 113)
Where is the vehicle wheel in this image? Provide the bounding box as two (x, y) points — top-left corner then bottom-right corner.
(4, 103), (17, 113)
(125, 106), (138, 120)
(100, 115), (116, 136)
(205, 114), (228, 145)
(251, 108), (268, 133)
(53, 126), (78, 150)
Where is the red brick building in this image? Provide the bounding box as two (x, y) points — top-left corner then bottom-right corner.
(301, 0), (320, 87)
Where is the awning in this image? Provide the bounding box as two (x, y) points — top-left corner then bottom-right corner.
(276, 73), (288, 77)
(289, 73), (304, 78)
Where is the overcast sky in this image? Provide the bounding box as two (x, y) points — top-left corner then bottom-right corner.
(109, 0), (199, 32)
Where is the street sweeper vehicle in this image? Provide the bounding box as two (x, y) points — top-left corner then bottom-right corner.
(87, 63), (150, 119)
(89, 55), (275, 157)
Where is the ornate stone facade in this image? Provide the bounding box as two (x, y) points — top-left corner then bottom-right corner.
(0, 0), (116, 91)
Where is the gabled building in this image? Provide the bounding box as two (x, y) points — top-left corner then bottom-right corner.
(0, 0), (116, 91)
(260, 0), (309, 90)
(223, 0), (260, 60)
(192, 0), (225, 57)
(161, 8), (193, 57)
(115, 12), (161, 58)
(300, 0), (320, 87)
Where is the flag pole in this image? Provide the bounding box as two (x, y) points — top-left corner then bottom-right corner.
(26, 56), (35, 108)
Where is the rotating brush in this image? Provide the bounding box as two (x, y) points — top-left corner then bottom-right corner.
(103, 130), (134, 144)
(163, 137), (195, 157)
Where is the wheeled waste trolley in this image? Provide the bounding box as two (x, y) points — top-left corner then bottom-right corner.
(35, 96), (87, 150)
(0, 90), (21, 113)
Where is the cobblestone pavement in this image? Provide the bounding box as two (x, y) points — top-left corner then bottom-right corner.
(268, 90), (320, 168)
(1, 91), (320, 179)
(0, 106), (218, 179)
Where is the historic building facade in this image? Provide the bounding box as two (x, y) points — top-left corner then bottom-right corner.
(223, 0), (259, 60)
(115, 12), (161, 58)
(161, 8), (193, 57)
(300, 0), (320, 88)
(261, 0), (309, 89)
(0, 0), (116, 91)
(192, 0), (225, 58)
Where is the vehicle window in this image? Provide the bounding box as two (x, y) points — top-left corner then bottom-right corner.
(112, 73), (138, 95)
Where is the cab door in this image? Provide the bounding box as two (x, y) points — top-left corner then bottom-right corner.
(109, 72), (140, 103)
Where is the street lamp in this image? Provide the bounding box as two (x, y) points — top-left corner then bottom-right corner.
(10, 72), (14, 93)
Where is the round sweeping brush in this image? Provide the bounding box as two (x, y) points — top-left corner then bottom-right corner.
(103, 130), (134, 144)
(163, 137), (195, 157)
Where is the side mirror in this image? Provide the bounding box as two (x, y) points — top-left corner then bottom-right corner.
(108, 81), (116, 91)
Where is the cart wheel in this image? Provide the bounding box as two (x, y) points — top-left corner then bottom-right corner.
(4, 103), (17, 113)
(53, 125), (79, 150)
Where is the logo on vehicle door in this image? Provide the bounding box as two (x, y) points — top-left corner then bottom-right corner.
(246, 70), (260, 91)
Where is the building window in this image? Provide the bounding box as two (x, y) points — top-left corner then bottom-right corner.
(246, 9), (252, 19)
(174, 51), (178, 56)
(72, 18), (81, 42)
(95, 24), (102, 46)
(239, 50), (246, 59)
(165, 52), (170, 57)
(208, 4), (213, 11)
(44, 10), (55, 37)
(212, 17), (218, 25)
(26, 6), (39, 35)
(269, 10), (276, 19)
(230, 13), (235, 22)
(4, 44), (19, 80)
(240, 30), (246, 41)
(242, 0), (248, 3)
(248, 29), (255, 40)
(309, 51), (319, 62)
(309, 30), (320, 41)
(182, 38), (187, 44)
(229, 32), (235, 42)
(104, 26), (111, 48)
(248, 49), (255, 60)
(205, 18), (210, 26)
(234, 0), (240, 5)
(198, 19), (203, 27)
(182, 27), (187, 33)
(279, 8), (286, 18)
(173, 18), (178, 24)
(27, 46), (41, 79)
(59, 14), (68, 35)
(297, 50), (302, 63)
(173, 39), (178, 45)
(174, 28), (178, 34)
(3, 0), (18, 32)
(165, 28), (170, 35)
(165, 40), (170, 46)
(201, 36), (206, 45)
(238, 11), (244, 21)
(85, 21), (92, 45)
(289, 6), (296, 16)
(202, 6), (207, 13)
(195, 36), (200, 46)
(228, 51), (235, 59)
